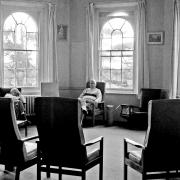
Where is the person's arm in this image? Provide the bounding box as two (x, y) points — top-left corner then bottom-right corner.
(19, 94), (26, 103)
(95, 89), (102, 103)
(78, 88), (87, 99)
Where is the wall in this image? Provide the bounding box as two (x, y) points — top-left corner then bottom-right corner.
(57, 0), (174, 122)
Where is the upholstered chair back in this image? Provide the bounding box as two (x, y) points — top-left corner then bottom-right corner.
(144, 99), (180, 171)
(35, 97), (87, 167)
(139, 88), (161, 112)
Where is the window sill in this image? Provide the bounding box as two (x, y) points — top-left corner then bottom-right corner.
(105, 89), (137, 95)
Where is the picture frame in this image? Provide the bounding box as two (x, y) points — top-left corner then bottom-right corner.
(57, 24), (68, 40)
(147, 31), (164, 45)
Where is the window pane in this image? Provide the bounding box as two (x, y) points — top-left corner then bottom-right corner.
(111, 51), (122, 56)
(4, 51), (15, 68)
(12, 12), (29, 24)
(3, 15), (16, 31)
(16, 51), (27, 68)
(27, 51), (37, 68)
(109, 18), (125, 30)
(25, 17), (38, 32)
(3, 32), (14, 49)
(121, 22), (134, 37)
(16, 69), (26, 86)
(123, 38), (134, 50)
(27, 33), (38, 50)
(100, 51), (110, 56)
(15, 24), (26, 49)
(101, 39), (111, 50)
(27, 69), (38, 87)
(101, 23), (112, 38)
(102, 57), (110, 69)
(122, 69), (133, 89)
(111, 57), (122, 69)
(122, 51), (133, 57)
(112, 30), (122, 50)
(4, 69), (15, 87)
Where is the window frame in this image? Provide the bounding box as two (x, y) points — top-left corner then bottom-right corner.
(96, 7), (138, 94)
(3, 12), (39, 89)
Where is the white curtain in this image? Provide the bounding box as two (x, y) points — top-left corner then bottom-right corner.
(40, 3), (58, 83)
(86, 0), (149, 93)
(86, 3), (95, 81)
(171, 0), (180, 98)
(136, 0), (149, 93)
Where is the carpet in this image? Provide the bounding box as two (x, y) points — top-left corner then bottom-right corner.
(0, 125), (146, 180)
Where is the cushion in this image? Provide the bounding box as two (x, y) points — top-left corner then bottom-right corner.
(128, 150), (142, 164)
(87, 148), (100, 162)
(23, 141), (37, 161)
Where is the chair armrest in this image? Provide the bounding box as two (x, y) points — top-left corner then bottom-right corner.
(121, 104), (140, 109)
(84, 136), (103, 147)
(21, 135), (39, 142)
(124, 138), (144, 149)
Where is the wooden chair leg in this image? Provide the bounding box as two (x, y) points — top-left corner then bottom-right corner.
(82, 170), (86, 180)
(124, 163), (127, 180)
(59, 166), (62, 180)
(46, 164), (50, 178)
(15, 168), (20, 180)
(99, 160), (103, 180)
(37, 163), (41, 180)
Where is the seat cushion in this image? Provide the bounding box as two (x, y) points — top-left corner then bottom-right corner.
(87, 148), (100, 162)
(23, 141), (37, 161)
(128, 150), (142, 164)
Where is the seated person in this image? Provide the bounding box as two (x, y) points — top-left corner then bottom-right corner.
(5, 88), (27, 120)
(78, 79), (102, 115)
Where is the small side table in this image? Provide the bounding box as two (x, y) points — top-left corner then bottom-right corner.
(106, 105), (114, 126)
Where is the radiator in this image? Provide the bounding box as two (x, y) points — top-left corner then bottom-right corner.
(24, 96), (37, 116)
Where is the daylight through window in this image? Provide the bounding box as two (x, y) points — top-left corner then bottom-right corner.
(3, 12), (38, 87)
(99, 17), (134, 90)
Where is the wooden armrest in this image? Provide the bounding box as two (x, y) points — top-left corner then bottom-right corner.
(21, 135), (39, 142)
(124, 138), (144, 149)
(84, 136), (103, 146)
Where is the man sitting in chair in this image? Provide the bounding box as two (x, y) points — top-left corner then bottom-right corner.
(78, 79), (102, 116)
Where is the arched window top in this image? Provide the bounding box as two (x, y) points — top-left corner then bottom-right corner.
(4, 12), (37, 32)
(101, 18), (134, 39)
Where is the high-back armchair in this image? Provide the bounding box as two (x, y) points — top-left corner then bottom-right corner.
(0, 97), (38, 180)
(84, 81), (106, 126)
(124, 99), (180, 180)
(120, 88), (162, 129)
(35, 97), (104, 180)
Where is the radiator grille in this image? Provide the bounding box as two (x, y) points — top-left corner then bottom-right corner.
(24, 96), (37, 116)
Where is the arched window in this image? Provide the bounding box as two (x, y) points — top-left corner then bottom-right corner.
(3, 12), (38, 87)
(100, 17), (134, 90)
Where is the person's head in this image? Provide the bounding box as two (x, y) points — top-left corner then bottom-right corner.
(89, 79), (96, 89)
(10, 88), (20, 96)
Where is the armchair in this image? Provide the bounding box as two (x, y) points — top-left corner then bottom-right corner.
(124, 99), (180, 180)
(35, 97), (104, 180)
(83, 81), (106, 126)
(120, 88), (162, 128)
(0, 97), (38, 180)
(0, 87), (29, 136)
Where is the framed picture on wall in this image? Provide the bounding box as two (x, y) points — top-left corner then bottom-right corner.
(147, 31), (164, 45)
(57, 24), (68, 40)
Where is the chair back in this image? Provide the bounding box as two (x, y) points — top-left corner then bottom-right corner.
(86, 81), (105, 101)
(0, 87), (21, 97)
(41, 82), (59, 97)
(144, 99), (180, 170)
(0, 98), (23, 163)
(139, 88), (161, 111)
(35, 97), (87, 167)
